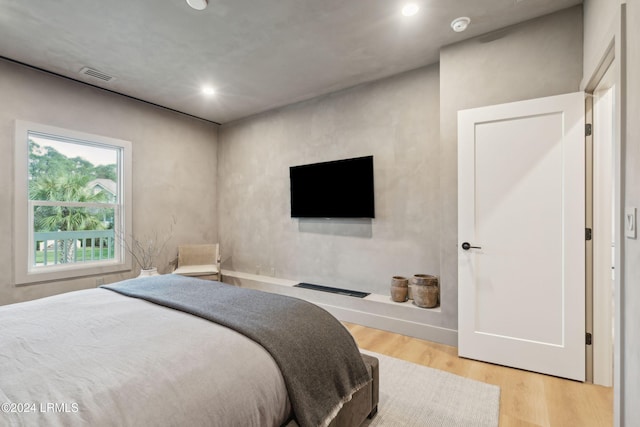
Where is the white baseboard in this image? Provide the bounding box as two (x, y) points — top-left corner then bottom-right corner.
(221, 270), (458, 347)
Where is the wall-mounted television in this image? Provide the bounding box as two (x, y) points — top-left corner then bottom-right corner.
(290, 155), (375, 218)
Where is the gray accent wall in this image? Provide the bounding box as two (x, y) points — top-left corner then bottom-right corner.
(218, 65), (444, 325)
(218, 7), (584, 332)
(438, 6), (583, 329)
(0, 59), (219, 305)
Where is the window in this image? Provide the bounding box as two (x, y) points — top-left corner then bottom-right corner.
(14, 121), (132, 284)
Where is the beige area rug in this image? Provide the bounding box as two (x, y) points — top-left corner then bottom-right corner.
(361, 350), (500, 427)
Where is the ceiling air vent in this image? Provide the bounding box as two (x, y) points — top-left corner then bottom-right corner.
(79, 67), (115, 82)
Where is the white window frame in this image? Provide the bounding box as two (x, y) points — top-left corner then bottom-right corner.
(14, 120), (133, 285)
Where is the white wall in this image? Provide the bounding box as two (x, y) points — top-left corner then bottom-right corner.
(0, 59), (219, 305)
(621, 2), (640, 422)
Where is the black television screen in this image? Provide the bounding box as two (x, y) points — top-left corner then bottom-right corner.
(290, 155), (375, 218)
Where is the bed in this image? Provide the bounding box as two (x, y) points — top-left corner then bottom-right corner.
(0, 275), (378, 427)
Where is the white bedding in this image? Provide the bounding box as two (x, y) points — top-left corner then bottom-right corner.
(0, 288), (291, 427)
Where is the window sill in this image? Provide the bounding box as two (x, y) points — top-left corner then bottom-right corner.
(15, 261), (132, 286)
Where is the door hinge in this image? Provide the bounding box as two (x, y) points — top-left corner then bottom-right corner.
(586, 332), (592, 345)
(586, 228), (592, 241)
(586, 123), (592, 136)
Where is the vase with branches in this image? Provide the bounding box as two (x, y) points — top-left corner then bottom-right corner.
(121, 222), (173, 276)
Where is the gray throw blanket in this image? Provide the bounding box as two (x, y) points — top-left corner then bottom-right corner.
(102, 275), (371, 427)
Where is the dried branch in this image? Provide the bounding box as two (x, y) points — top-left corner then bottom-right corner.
(118, 219), (174, 270)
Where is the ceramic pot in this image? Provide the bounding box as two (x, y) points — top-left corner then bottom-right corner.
(138, 267), (160, 278)
(390, 276), (409, 302)
(410, 274), (439, 308)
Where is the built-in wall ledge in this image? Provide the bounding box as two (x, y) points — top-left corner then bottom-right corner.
(221, 269), (457, 347)
(222, 270), (299, 287)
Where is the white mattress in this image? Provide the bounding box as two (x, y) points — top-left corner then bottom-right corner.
(0, 288), (291, 426)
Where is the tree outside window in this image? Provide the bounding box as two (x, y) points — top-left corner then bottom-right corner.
(28, 135), (120, 266)
(15, 121), (132, 284)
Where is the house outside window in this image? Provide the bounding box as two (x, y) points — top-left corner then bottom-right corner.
(14, 121), (132, 284)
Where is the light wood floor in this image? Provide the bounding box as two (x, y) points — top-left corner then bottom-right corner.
(344, 322), (613, 427)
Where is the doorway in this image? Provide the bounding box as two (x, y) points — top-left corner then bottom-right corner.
(591, 64), (616, 387)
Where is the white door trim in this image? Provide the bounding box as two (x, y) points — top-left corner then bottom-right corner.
(592, 65), (615, 386)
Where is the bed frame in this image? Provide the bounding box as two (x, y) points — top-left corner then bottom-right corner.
(286, 353), (379, 427)
(329, 353), (379, 426)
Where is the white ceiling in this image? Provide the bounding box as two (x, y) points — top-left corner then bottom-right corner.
(0, 0), (581, 124)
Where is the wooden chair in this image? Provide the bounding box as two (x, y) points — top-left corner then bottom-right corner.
(172, 244), (220, 281)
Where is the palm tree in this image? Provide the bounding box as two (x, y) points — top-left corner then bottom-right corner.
(30, 174), (109, 263)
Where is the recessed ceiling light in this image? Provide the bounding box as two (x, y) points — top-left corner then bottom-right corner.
(186, 0), (208, 11)
(451, 17), (471, 32)
(402, 3), (420, 17)
(202, 86), (216, 96)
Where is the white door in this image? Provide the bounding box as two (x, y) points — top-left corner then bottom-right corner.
(458, 92), (586, 381)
